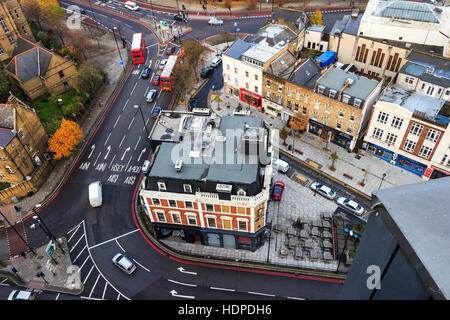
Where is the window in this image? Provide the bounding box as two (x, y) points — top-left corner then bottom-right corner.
(21, 26), (27, 35)
(187, 215), (197, 225)
(377, 111), (389, 124)
(207, 217), (216, 228)
(314, 101), (320, 110)
(445, 90), (450, 96)
(168, 200), (177, 207)
(254, 86), (258, 93)
(391, 116), (403, 129)
(438, 88), (442, 95)
(426, 86), (435, 96)
(254, 74), (258, 80)
(245, 71), (249, 77)
(152, 198), (160, 205)
(404, 76), (414, 84)
(0, 18), (9, 33)
(325, 105), (331, 114)
(238, 220), (247, 231)
(303, 95), (308, 103)
(342, 95), (350, 104)
(426, 129), (440, 143)
(206, 204), (214, 211)
(338, 110), (344, 118)
(245, 82), (249, 89)
(313, 112), (318, 120)
(329, 90), (337, 99)
(234, 67), (238, 74)
(317, 86), (325, 94)
(18, 129), (25, 139)
(409, 123), (423, 136)
(295, 92), (300, 100)
(421, 83), (426, 90)
(385, 133), (397, 145)
(156, 211), (165, 222)
(234, 78), (238, 86)
(157, 182), (166, 191)
(353, 99), (362, 108)
(302, 106), (307, 114)
(171, 212), (181, 224)
(16, 150), (21, 158)
(226, 64), (230, 70)
(372, 127), (384, 140)
(418, 145), (433, 159)
(185, 201), (193, 209)
(63, 81), (69, 89)
(237, 189), (246, 196)
(183, 184), (192, 193)
(403, 139), (417, 152)
(266, 80), (270, 87)
(278, 85), (283, 92)
(349, 114), (355, 122)
(14, 10), (19, 19)
(287, 89), (292, 97)
(5, 166), (14, 174)
(294, 103), (299, 111)
(0, 45), (3, 55)
(7, 34), (14, 44)
(347, 126), (352, 134)
(323, 116), (328, 125)
(441, 154), (450, 167)
(58, 70), (65, 78)
(336, 121), (341, 129)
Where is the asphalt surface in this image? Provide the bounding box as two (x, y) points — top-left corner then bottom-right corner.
(1, 0), (356, 301)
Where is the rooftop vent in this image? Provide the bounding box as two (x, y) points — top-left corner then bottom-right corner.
(175, 159), (183, 172)
(345, 78), (354, 86)
(216, 184), (232, 193)
(405, 43), (411, 48)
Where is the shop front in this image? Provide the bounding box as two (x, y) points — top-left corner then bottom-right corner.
(263, 98), (283, 117)
(240, 88), (262, 110)
(396, 154), (427, 176)
(332, 130), (353, 150)
(309, 119), (353, 149)
(423, 165), (450, 180)
(202, 227), (266, 252)
(365, 143), (395, 163)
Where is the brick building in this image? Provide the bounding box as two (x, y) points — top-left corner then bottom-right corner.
(0, 94), (51, 204)
(0, 0), (33, 62)
(139, 110), (274, 251)
(5, 35), (77, 100)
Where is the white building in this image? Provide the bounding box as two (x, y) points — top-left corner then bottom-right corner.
(304, 25), (328, 52)
(364, 84), (450, 180)
(358, 0), (450, 48)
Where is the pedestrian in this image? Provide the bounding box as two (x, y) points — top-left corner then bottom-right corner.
(14, 205), (20, 212)
(20, 251), (26, 258)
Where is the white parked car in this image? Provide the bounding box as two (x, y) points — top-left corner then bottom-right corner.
(159, 59), (168, 70)
(112, 253), (136, 275)
(309, 182), (336, 200)
(211, 57), (222, 67)
(208, 17), (223, 26)
(8, 290), (37, 300)
(336, 197), (365, 216)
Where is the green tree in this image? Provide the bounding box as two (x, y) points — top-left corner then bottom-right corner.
(73, 61), (106, 102)
(0, 71), (13, 103)
(329, 151), (338, 170)
(311, 9), (324, 25)
(182, 39), (206, 77)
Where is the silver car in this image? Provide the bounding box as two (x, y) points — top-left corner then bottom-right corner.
(309, 182), (336, 200)
(208, 17), (223, 26)
(112, 253), (136, 274)
(145, 89), (157, 102)
(336, 197), (365, 216)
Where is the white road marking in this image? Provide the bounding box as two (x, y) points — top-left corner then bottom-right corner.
(93, 152), (102, 166)
(115, 239), (125, 252)
(89, 229), (140, 250)
(79, 255), (90, 271)
(80, 296), (103, 300)
(108, 154), (116, 168)
(287, 296), (306, 300)
(89, 274), (101, 298)
(113, 115), (121, 128)
(123, 99), (129, 111)
(128, 116), (135, 130)
(134, 136), (141, 150)
(83, 264), (95, 285)
(125, 155), (133, 171)
(73, 244), (87, 263)
(102, 283), (108, 300)
(167, 279), (197, 287)
(117, 293), (121, 300)
(130, 82), (138, 95)
(210, 287), (235, 292)
(118, 135), (126, 148)
(55, 293), (60, 300)
(248, 291), (275, 297)
(67, 224), (81, 241)
(70, 234), (84, 253)
(104, 132), (112, 146)
(132, 258), (151, 272)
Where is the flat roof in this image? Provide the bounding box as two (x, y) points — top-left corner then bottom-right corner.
(378, 84), (445, 120)
(242, 43), (283, 63)
(373, 176), (450, 299)
(317, 67), (380, 100)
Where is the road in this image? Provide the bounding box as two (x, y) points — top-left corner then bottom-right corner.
(2, 0), (355, 301)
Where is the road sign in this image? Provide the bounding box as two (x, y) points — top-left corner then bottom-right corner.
(120, 60), (124, 66)
(46, 241), (56, 257)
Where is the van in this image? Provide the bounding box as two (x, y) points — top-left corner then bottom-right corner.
(142, 160), (151, 173)
(89, 181), (102, 207)
(124, 1), (139, 11)
(275, 159), (289, 173)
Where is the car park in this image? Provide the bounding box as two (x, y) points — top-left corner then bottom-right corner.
(142, 160), (151, 173)
(271, 181), (285, 201)
(159, 59), (168, 70)
(211, 57), (222, 67)
(152, 74), (160, 85)
(112, 253), (136, 274)
(208, 17), (223, 26)
(336, 197), (365, 216)
(8, 290), (37, 300)
(151, 105), (162, 118)
(165, 46), (175, 55)
(145, 89), (158, 102)
(309, 182), (336, 200)
(141, 66), (151, 79)
(200, 66), (214, 78)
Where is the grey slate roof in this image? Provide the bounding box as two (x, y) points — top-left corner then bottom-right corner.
(372, 176), (450, 299)
(0, 104), (15, 129)
(266, 50), (298, 80)
(289, 58), (322, 89)
(149, 116), (264, 185)
(378, 84), (445, 120)
(6, 37), (52, 83)
(270, 8), (308, 32)
(224, 38), (252, 60)
(317, 67), (380, 100)
(400, 62), (450, 88)
(330, 13), (363, 36)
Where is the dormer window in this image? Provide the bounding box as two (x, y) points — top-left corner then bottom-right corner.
(329, 90), (337, 99)
(157, 182), (166, 191)
(237, 189), (246, 196)
(317, 85), (325, 94)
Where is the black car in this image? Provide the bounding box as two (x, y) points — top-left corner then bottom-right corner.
(174, 14), (186, 22)
(141, 66), (151, 79)
(200, 66), (214, 78)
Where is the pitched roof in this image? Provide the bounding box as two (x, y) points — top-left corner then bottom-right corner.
(288, 58), (322, 89)
(0, 104), (16, 148)
(224, 38), (252, 60)
(266, 50), (298, 80)
(5, 36), (53, 82)
(270, 8), (308, 31)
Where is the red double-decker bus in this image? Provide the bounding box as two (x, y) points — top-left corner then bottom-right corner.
(160, 55), (179, 91)
(131, 33), (145, 64)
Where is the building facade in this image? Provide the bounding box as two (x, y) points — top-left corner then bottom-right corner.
(0, 0), (33, 62)
(0, 94), (51, 204)
(139, 111), (274, 251)
(364, 84), (450, 179)
(304, 25), (328, 53)
(5, 36), (77, 100)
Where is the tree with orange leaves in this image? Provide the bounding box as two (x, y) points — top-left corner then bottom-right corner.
(49, 119), (83, 160)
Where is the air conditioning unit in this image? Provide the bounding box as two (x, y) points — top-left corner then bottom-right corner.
(175, 159), (183, 172)
(216, 184), (232, 193)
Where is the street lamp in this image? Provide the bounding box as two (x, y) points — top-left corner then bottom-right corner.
(87, 0), (100, 31)
(31, 204), (66, 254)
(336, 225), (359, 273)
(378, 173), (387, 190)
(134, 105), (150, 138)
(0, 209), (36, 255)
(56, 98), (65, 118)
(113, 27), (125, 71)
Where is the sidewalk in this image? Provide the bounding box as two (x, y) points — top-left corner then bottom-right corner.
(0, 24), (131, 293)
(209, 89), (423, 197)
